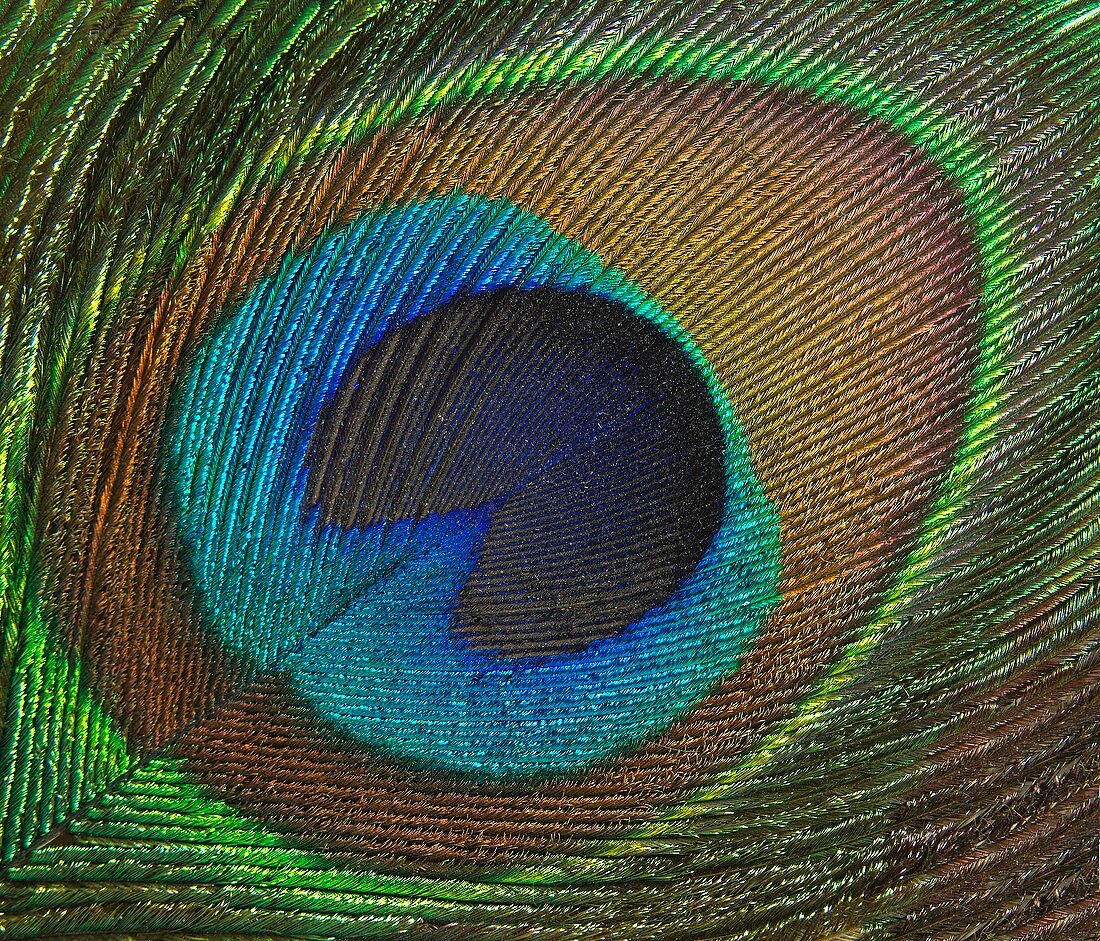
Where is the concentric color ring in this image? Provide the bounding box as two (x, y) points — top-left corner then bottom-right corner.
(43, 75), (980, 864)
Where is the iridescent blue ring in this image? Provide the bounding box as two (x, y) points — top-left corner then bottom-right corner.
(166, 193), (780, 778)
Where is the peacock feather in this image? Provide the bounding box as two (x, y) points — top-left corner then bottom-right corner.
(1, 1), (1097, 938)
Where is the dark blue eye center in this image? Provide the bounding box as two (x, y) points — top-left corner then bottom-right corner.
(304, 286), (726, 658)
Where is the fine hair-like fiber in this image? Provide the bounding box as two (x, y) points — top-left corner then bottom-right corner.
(1, 1), (1097, 939)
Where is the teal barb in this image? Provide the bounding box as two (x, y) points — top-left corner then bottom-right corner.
(166, 194), (780, 777)
(1, 1), (1098, 938)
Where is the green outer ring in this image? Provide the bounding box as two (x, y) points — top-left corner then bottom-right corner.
(0, 15), (1033, 908)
